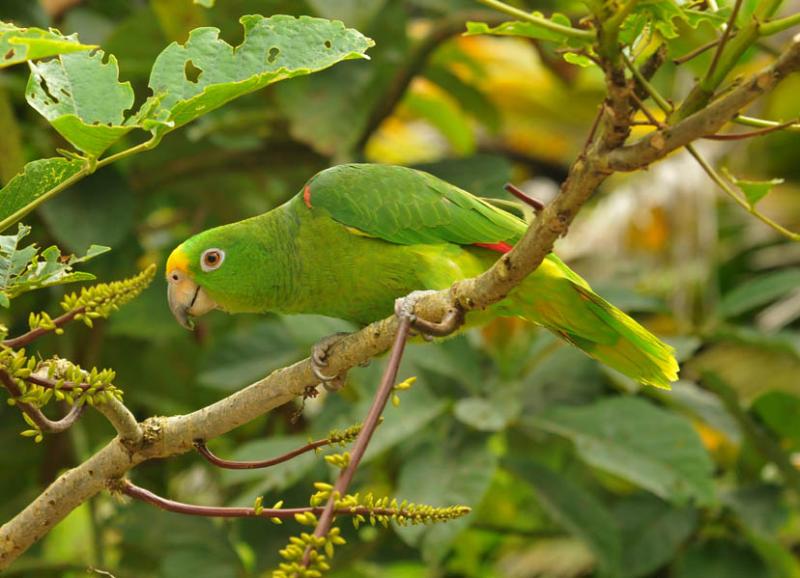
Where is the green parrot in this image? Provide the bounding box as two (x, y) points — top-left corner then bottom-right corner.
(166, 164), (678, 388)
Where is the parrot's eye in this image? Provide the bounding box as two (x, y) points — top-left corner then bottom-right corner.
(200, 248), (225, 272)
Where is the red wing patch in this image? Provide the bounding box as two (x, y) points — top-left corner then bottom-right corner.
(303, 185), (313, 209)
(473, 241), (513, 253)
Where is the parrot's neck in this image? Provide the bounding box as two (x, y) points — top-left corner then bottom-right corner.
(217, 201), (304, 315)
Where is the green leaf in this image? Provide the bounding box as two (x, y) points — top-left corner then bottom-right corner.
(724, 484), (788, 537)
(454, 397), (508, 431)
(753, 392), (800, 443)
(747, 533), (800, 578)
(718, 269), (800, 318)
(0, 223), (108, 304)
(722, 167), (784, 207)
(465, 17), (591, 48)
(563, 52), (595, 67)
(274, 3), (404, 157)
(505, 459), (622, 576)
(620, 2), (729, 48)
(139, 14), (374, 136)
(395, 432), (497, 563)
(530, 397), (716, 505)
(26, 51), (136, 157)
(673, 539), (770, 578)
(423, 66), (501, 132)
(38, 168), (135, 252)
(193, 0), (215, 6)
(198, 320), (301, 390)
(404, 91), (475, 155)
(614, 494), (697, 578)
(0, 158), (84, 231)
(0, 21), (94, 69)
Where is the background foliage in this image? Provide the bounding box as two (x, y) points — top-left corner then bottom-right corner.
(1, 0), (800, 577)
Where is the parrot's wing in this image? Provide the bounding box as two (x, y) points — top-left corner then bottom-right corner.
(304, 164), (526, 246)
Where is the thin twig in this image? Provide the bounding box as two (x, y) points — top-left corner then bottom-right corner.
(2, 307), (85, 349)
(117, 479), (419, 520)
(630, 92), (664, 127)
(622, 53), (671, 113)
(733, 114), (800, 132)
(195, 436), (339, 470)
(23, 373), (94, 391)
(760, 11), (800, 36)
(303, 315), (413, 567)
(704, 0), (744, 87)
(0, 369), (85, 433)
(673, 36), (723, 65)
(504, 183), (545, 213)
(702, 118), (799, 140)
(685, 144), (800, 241)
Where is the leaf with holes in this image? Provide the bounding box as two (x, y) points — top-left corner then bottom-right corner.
(26, 51), (136, 157)
(137, 14), (374, 137)
(0, 21), (94, 69)
(0, 158), (84, 231)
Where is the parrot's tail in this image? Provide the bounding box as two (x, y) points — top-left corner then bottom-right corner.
(504, 262), (679, 389)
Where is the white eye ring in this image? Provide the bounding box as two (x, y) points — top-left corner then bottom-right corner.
(200, 248), (225, 272)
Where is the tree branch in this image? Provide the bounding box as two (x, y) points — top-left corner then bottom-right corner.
(94, 397), (142, 444)
(3, 26), (800, 575)
(606, 37), (800, 172)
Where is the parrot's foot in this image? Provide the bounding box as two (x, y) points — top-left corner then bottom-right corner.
(311, 332), (351, 392)
(394, 290), (465, 337)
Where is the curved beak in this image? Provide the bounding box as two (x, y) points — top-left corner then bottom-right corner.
(167, 270), (218, 330)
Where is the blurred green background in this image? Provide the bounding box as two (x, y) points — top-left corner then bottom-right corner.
(1, 1), (800, 577)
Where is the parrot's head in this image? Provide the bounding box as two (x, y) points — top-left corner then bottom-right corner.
(166, 225), (251, 330)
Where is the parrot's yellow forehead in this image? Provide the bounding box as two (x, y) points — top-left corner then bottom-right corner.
(166, 246), (190, 275)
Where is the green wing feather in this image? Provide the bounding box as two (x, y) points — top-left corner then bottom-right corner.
(305, 164), (525, 245)
(302, 163), (679, 389)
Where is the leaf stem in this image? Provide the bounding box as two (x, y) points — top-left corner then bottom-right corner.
(685, 144), (800, 241)
(704, 0), (744, 86)
(760, 11), (800, 36)
(118, 479), (415, 520)
(194, 434), (348, 470)
(702, 118), (799, 139)
(0, 135), (161, 233)
(3, 306), (86, 349)
(734, 114), (800, 132)
(475, 0), (595, 40)
(624, 51), (800, 241)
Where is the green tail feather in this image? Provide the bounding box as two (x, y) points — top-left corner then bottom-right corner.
(505, 263), (679, 389)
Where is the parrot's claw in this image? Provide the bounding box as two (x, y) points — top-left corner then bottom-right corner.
(394, 290), (465, 337)
(311, 332), (351, 392)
